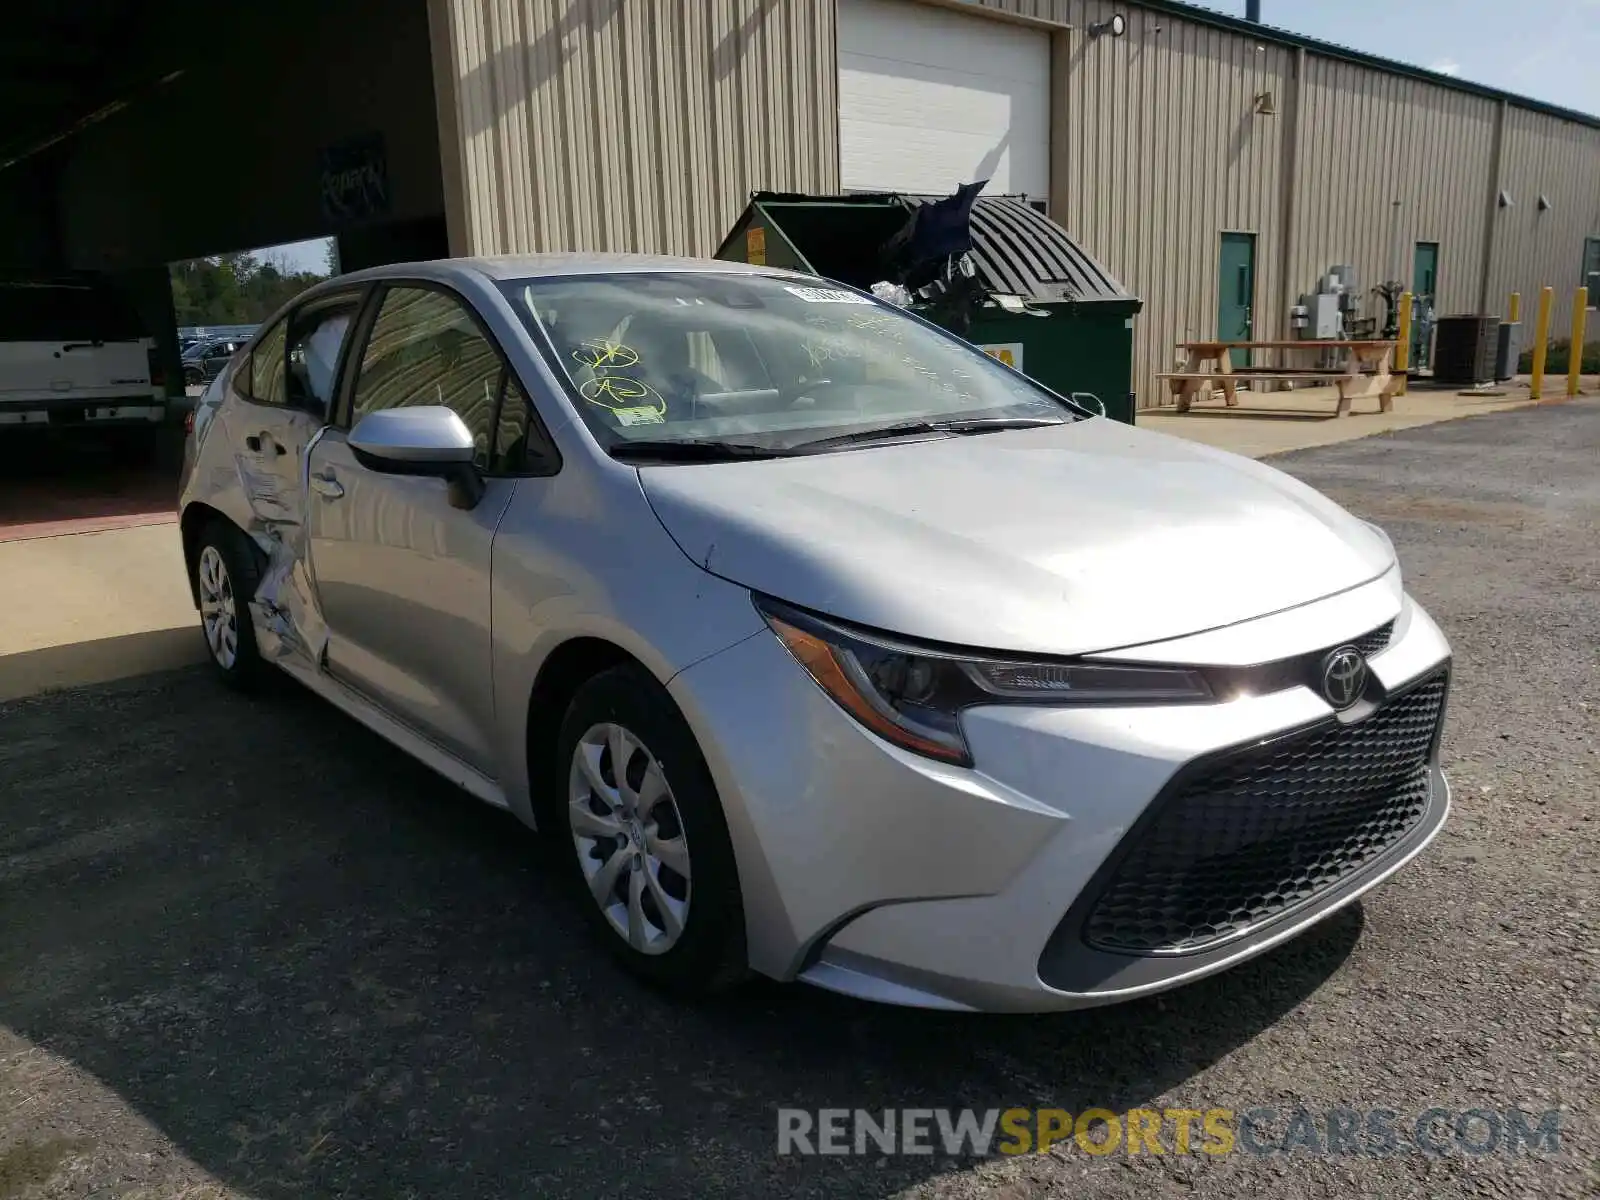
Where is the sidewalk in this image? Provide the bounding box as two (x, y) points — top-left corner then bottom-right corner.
(1137, 378), (1557, 457)
(0, 523), (203, 702)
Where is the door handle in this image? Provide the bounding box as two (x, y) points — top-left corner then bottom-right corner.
(310, 472), (345, 499)
(245, 434), (286, 456)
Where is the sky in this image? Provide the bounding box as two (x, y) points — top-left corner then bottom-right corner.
(1189, 0), (1600, 116)
(259, 236), (335, 276)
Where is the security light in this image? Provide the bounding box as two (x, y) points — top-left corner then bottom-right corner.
(1088, 14), (1127, 37)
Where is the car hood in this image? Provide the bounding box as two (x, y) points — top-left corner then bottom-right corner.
(637, 419), (1395, 657)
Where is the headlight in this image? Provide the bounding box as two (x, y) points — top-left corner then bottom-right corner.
(755, 597), (1211, 765)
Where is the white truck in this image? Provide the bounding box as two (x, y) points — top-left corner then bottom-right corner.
(0, 275), (169, 442)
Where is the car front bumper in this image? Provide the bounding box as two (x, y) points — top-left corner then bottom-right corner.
(668, 583), (1453, 1013)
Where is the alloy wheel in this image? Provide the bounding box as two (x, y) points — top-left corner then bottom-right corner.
(568, 722), (692, 955)
(197, 545), (239, 669)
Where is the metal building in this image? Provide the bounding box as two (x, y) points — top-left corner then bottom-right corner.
(431, 0), (1600, 409)
(3, 0), (1596, 412)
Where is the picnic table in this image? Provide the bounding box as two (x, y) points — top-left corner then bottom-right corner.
(1158, 339), (1400, 417)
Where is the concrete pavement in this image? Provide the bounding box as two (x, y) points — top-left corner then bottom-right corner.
(1137, 378), (1557, 457)
(0, 523), (203, 702)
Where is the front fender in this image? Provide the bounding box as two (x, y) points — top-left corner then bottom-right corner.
(487, 464), (766, 829)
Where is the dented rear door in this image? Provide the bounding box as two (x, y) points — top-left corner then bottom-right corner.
(228, 317), (319, 527)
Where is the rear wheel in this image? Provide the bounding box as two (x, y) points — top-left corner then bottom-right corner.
(194, 520), (266, 690)
(557, 665), (746, 996)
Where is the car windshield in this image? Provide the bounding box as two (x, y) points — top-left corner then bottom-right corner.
(498, 272), (1076, 453)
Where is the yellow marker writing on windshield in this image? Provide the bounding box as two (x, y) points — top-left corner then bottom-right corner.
(579, 374), (666, 416)
(573, 340), (640, 369)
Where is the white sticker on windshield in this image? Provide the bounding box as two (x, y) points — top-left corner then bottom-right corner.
(615, 406), (665, 426)
(784, 285), (872, 305)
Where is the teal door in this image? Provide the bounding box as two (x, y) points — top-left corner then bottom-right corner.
(1218, 233), (1255, 367)
(1412, 242), (1439, 368)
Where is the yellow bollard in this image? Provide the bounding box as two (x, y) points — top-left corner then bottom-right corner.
(1508, 292), (1521, 323)
(1530, 286), (1554, 400)
(1395, 293), (1412, 395)
(1568, 287), (1588, 397)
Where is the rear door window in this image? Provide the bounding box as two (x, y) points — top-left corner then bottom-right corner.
(247, 320), (289, 405)
(286, 293), (363, 416)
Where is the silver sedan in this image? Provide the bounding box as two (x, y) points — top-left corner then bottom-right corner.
(177, 255), (1452, 1012)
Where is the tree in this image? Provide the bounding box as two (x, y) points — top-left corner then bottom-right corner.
(168, 251), (329, 326)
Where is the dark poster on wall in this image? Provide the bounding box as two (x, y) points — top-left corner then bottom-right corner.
(319, 133), (390, 226)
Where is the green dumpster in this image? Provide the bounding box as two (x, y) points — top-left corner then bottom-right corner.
(713, 190), (1143, 423)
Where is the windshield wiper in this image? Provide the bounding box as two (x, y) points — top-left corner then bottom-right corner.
(607, 438), (794, 463)
(795, 415), (1066, 452)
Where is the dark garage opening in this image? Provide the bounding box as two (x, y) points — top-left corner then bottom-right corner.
(0, 0), (448, 540)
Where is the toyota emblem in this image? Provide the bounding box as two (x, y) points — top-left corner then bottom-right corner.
(1321, 646), (1368, 709)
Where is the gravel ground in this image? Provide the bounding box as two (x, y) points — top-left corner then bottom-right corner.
(2, 400), (1596, 1200)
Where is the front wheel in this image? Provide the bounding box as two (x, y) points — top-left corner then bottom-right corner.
(194, 520), (266, 690)
(556, 665), (746, 997)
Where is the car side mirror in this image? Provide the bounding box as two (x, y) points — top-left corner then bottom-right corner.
(348, 405), (485, 509)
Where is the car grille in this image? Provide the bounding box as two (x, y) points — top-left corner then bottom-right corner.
(1082, 671), (1447, 955)
(1349, 620), (1395, 658)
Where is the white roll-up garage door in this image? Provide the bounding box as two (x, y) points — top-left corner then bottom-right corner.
(838, 0), (1049, 199)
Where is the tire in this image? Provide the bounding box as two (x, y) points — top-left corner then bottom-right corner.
(556, 664), (747, 997)
(184, 367), (204, 387)
(194, 518), (267, 691)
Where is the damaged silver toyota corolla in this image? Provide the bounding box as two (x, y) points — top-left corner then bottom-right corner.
(178, 255), (1452, 1012)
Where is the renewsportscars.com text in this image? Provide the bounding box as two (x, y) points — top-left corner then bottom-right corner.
(776, 1106), (1564, 1158)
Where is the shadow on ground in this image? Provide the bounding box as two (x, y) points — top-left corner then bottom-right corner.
(0, 627), (206, 704)
(1168, 406), (1340, 422)
(0, 669), (1359, 1199)
(0, 427), (181, 541)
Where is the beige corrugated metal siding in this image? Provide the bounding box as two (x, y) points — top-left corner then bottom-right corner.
(973, 0), (1599, 404)
(432, 0), (839, 257)
(1292, 56), (1497, 320)
(432, 0), (1598, 398)
(1486, 106), (1600, 342)
(975, 0), (1293, 410)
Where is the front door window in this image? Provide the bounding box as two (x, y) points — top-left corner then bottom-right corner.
(349, 287), (507, 471)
